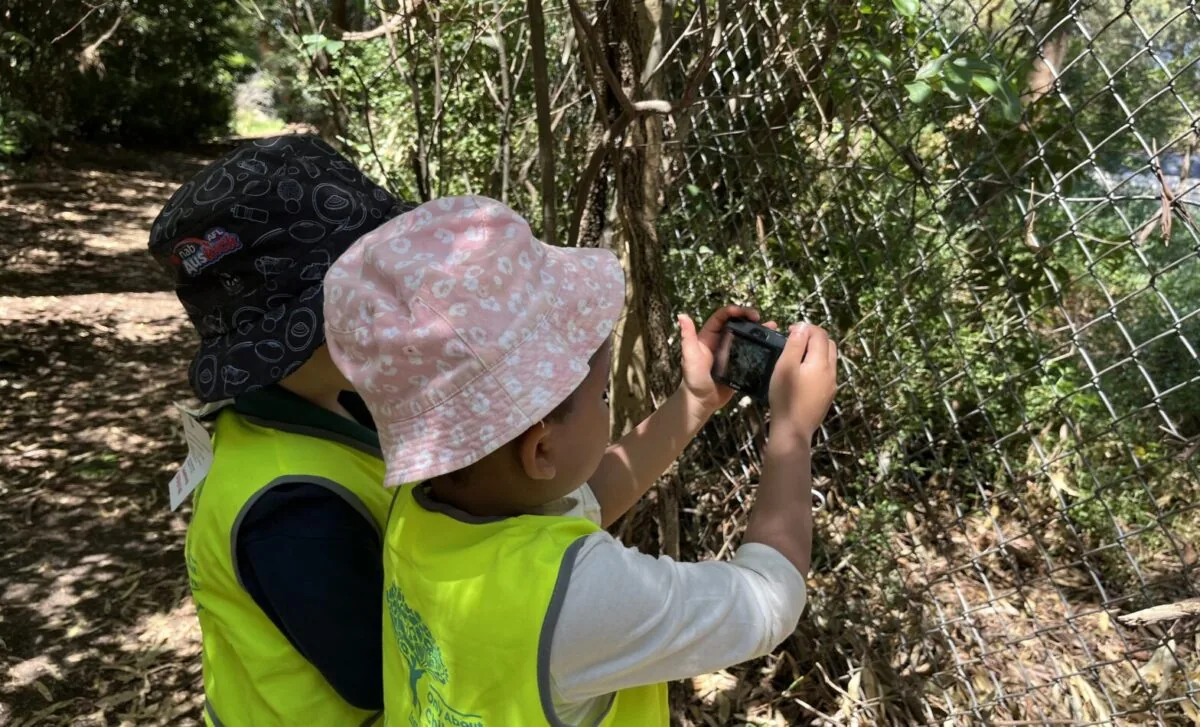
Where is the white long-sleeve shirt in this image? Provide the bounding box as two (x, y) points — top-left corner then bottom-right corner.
(537, 486), (807, 724)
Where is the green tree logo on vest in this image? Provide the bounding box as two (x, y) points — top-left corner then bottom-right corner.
(387, 585), (484, 727)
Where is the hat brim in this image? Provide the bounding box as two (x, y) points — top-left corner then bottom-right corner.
(378, 245), (626, 487)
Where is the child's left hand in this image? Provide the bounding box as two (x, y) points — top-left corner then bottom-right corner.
(678, 305), (778, 414)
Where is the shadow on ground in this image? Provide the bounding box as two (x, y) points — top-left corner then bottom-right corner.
(0, 144), (224, 298)
(1, 145), (213, 725)
(0, 315), (202, 725)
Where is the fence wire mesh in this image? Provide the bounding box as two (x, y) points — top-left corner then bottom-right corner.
(655, 1), (1200, 724)
(308, 0), (1200, 723)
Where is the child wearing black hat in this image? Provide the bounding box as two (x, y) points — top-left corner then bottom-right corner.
(148, 135), (413, 726)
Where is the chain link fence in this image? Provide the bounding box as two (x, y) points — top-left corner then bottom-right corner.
(654, 1), (1200, 724)
(300, 0), (1200, 722)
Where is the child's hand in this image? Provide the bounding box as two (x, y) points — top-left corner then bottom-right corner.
(768, 323), (838, 443)
(678, 305), (778, 414)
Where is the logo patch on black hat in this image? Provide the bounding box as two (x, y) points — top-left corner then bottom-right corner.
(171, 228), (244, 277)
(147, 134), (411, 402)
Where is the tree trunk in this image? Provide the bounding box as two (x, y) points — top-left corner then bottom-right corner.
(576, 0), (621, 251)
(577, 123), (613, 249)
(1022, 0), (1071, 117)
(331, 0), (348, 30)
(408, 666), (424, 704)
(600, 0), (680, 557)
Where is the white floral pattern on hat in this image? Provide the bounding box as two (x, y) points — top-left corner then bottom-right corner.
(324, 195), (625, 487)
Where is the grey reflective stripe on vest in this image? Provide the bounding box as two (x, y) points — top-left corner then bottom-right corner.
(229, 475), (382, 591)
(537, 536), (615, 727)
(205, 700), (225, 727)
(385, 486), (403, 533)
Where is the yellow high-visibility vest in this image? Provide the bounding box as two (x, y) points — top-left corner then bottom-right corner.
(186, 401), (391, 727)
(382, 484), (669, 726)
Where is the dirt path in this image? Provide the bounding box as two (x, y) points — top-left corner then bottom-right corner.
(1, 146), (229, 726)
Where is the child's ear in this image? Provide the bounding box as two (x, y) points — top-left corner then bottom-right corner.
(516, 422), (556, 481)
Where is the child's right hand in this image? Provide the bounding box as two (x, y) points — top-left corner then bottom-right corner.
(768, 323), (838, 443)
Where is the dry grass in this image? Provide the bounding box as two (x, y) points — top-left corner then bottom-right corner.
(656, 439), (1200, 726)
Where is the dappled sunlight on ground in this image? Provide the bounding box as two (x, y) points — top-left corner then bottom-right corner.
(1, 146), (222, 725)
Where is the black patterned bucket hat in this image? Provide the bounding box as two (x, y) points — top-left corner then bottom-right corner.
(148, 134), (416, 402)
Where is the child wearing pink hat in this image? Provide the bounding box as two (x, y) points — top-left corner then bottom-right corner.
(324, 195), (837, 725)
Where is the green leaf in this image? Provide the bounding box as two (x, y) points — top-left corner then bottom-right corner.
(954, 56), (993, 74)
(971, 74), (1000, 95)
(686, 184), (702, 196)
(1, 31), (33, 48)
(301, 33), (344, 58)
(905, 81), (933, 104)
(872, 51), (894, 70)
(942, 78), (969, 101)
(892, 0), (919, 17)
(914, 55), (947, 81)
(942, 60), (972, 87)
(998, 84), (1023, 123)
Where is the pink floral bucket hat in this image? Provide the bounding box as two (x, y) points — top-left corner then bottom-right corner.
(324, 195), (625, 487)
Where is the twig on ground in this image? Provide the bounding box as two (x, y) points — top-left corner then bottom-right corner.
(1118, 598), (1200, 627)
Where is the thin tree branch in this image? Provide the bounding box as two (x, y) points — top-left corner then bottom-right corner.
(432, 4), (445, 193)
(233, 0), (267, 22)
(393, 0), (430, 201)
(551, 28), (578, 108)
(677, 1), (720, 112)
(638, 4), (707, 84)
(427, 22), (486, 148)
(493, 1), (513, 203)
(77, 11), (124, 74)
(53, 1), (115, 44)
(341, 1), (425, 41)
(569, 109), (635, 247)
(528, 0), (557, 244)
(480, 66), (504, 110)
(566, 0), (635, 115)
(351, 65), (392, 190)
(299, 0), (324, 37)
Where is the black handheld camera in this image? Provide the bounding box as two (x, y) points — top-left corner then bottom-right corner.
(710, 318), (788, 403)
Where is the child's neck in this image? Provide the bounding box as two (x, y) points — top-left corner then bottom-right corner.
(279, 379), (355, 421)
(427, 475), (552, 519)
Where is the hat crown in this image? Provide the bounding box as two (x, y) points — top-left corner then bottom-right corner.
(324, 196), (625, 485)
(145, 133), (410, 401)
(327, 196), (603, 420)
